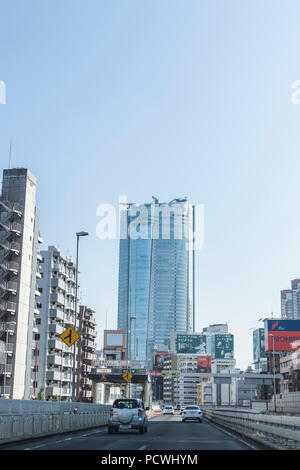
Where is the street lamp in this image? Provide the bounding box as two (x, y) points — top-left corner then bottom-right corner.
(269, 334), (277, 413)
(3, 321), (16, 398)
(72, 231), (89, 402)
(129, 315), (136, 363)
(128, 315), (136, 399)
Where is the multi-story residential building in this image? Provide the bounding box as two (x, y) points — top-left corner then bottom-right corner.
(280, 349), (300, 392)
(118, 198), (195, 364)
(76, 305), (97, 402)
(35, 245), (79, 401)
(0, 168), (41, 399)
(281, 279), (300, 319)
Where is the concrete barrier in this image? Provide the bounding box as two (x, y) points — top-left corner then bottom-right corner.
(0, 399), (110, 445)
(203, 408), (300, 450)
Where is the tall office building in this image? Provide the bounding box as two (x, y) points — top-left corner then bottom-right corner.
(281, 279), (300, 320)
(117, 198), (195, 364)
(35, 245), (79, 401)
(0, 168), (41, 399)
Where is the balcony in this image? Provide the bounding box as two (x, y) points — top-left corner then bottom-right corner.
(0, 363), (13, 375)
(82, 327), (97, 338)
(81, 364), (92, 373)
(52, 263), (65, 274)
(81, 352), (94, 362)
(45, 386), (61, 397)
(0, 241), (20, 255)
(0, 198), (22, 217)
(48, 323), (64, 335)
(0, 321), (15, 334)
(48, 339), (63, 351)
(51, 277), (66, 291)
(50, 292), (65, 306)
(81, 339), (95, 350)
(46, 370), (62, 381)
(83, 314), (96, 325)
(49, 308), (64, 321)
(0, 385), (11, 397)
(61, 372), (72, 382)
(0, 301), (17, 316)
(80, 390), (92, 398)
(48, 354), (62, 366)
(0, 281), (17, 295)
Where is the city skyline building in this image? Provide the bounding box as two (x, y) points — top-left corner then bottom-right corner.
(0, 168), (41, 399)
(76, 305), (97, 402)
(117, 198), (195, 364)
(35, 245), (79, 401)
(281, 279), (300, 320)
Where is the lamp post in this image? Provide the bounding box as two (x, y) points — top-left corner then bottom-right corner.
(269, 334), (276, 413)
(128, 315), (136, 398)
(72, 231), (89, 402)
(3, 321), (16, 398)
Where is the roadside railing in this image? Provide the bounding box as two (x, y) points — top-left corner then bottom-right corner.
(203, 408), (300, 449)
(0, 400), (110, 445)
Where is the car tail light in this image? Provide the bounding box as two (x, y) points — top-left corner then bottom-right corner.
(183, 411), (186, 414)
(110, 408), (113, 416)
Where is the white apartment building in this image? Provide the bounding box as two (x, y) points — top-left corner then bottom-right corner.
(0, 168), (41, 399)
(35, 245), (79, 401)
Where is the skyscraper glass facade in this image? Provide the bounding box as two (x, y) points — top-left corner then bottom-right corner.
(117, 199), (195, 364)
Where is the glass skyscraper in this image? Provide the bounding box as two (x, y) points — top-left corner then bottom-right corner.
(117, 198), (195, 365)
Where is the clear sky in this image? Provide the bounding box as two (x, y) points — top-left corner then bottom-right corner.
(1, 0), (300, 369)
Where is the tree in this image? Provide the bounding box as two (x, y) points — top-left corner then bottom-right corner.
(37, 386), (45, 401)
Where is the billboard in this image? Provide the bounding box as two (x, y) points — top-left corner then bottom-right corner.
(153, 350), (168, 370)
(176, 334), (207, 354)
(213, 334), (234, 359)
(265, 320), (300, 352)
(253, 328), (266, 362)
(197, 355), (211, 373)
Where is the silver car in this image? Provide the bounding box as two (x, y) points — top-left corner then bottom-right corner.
(182, 405), (203, 422)
(108, 398), (149, 434)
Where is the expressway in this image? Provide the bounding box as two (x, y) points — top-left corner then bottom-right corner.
(1, 413), (257, 450)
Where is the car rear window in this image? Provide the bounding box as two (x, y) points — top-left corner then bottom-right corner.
(185, 406), (199, 410)
(113, 400), (139, 409)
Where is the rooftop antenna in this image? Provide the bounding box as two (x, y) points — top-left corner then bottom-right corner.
(8, 138), (12, 169)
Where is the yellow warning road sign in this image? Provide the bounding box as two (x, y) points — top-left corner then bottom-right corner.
(59, 326), (80, 348)
(122, 370), (133, 382)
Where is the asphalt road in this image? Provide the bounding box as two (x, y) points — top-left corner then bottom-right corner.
(1, 414), (256, 450)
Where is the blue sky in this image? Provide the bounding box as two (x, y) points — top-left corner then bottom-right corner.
(1, 0), (300, 369)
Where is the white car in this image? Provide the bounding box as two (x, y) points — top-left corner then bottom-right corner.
(182, 405), (203, 422)
(108, 398), (149, 434)
(163, 405), (175, 415)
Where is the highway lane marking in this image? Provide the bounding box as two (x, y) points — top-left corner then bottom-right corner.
(138, 445), (147, 450)
(24, 444), (46, 450)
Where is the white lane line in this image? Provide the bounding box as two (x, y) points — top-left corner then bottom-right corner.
(64, 438), (72, 441)
(138, 445), (147, 450)
(24, 444), (46, 450)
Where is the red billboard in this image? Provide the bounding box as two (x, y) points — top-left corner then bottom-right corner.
(265, 320), (300, 352)
(197, 355), (211, 373)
